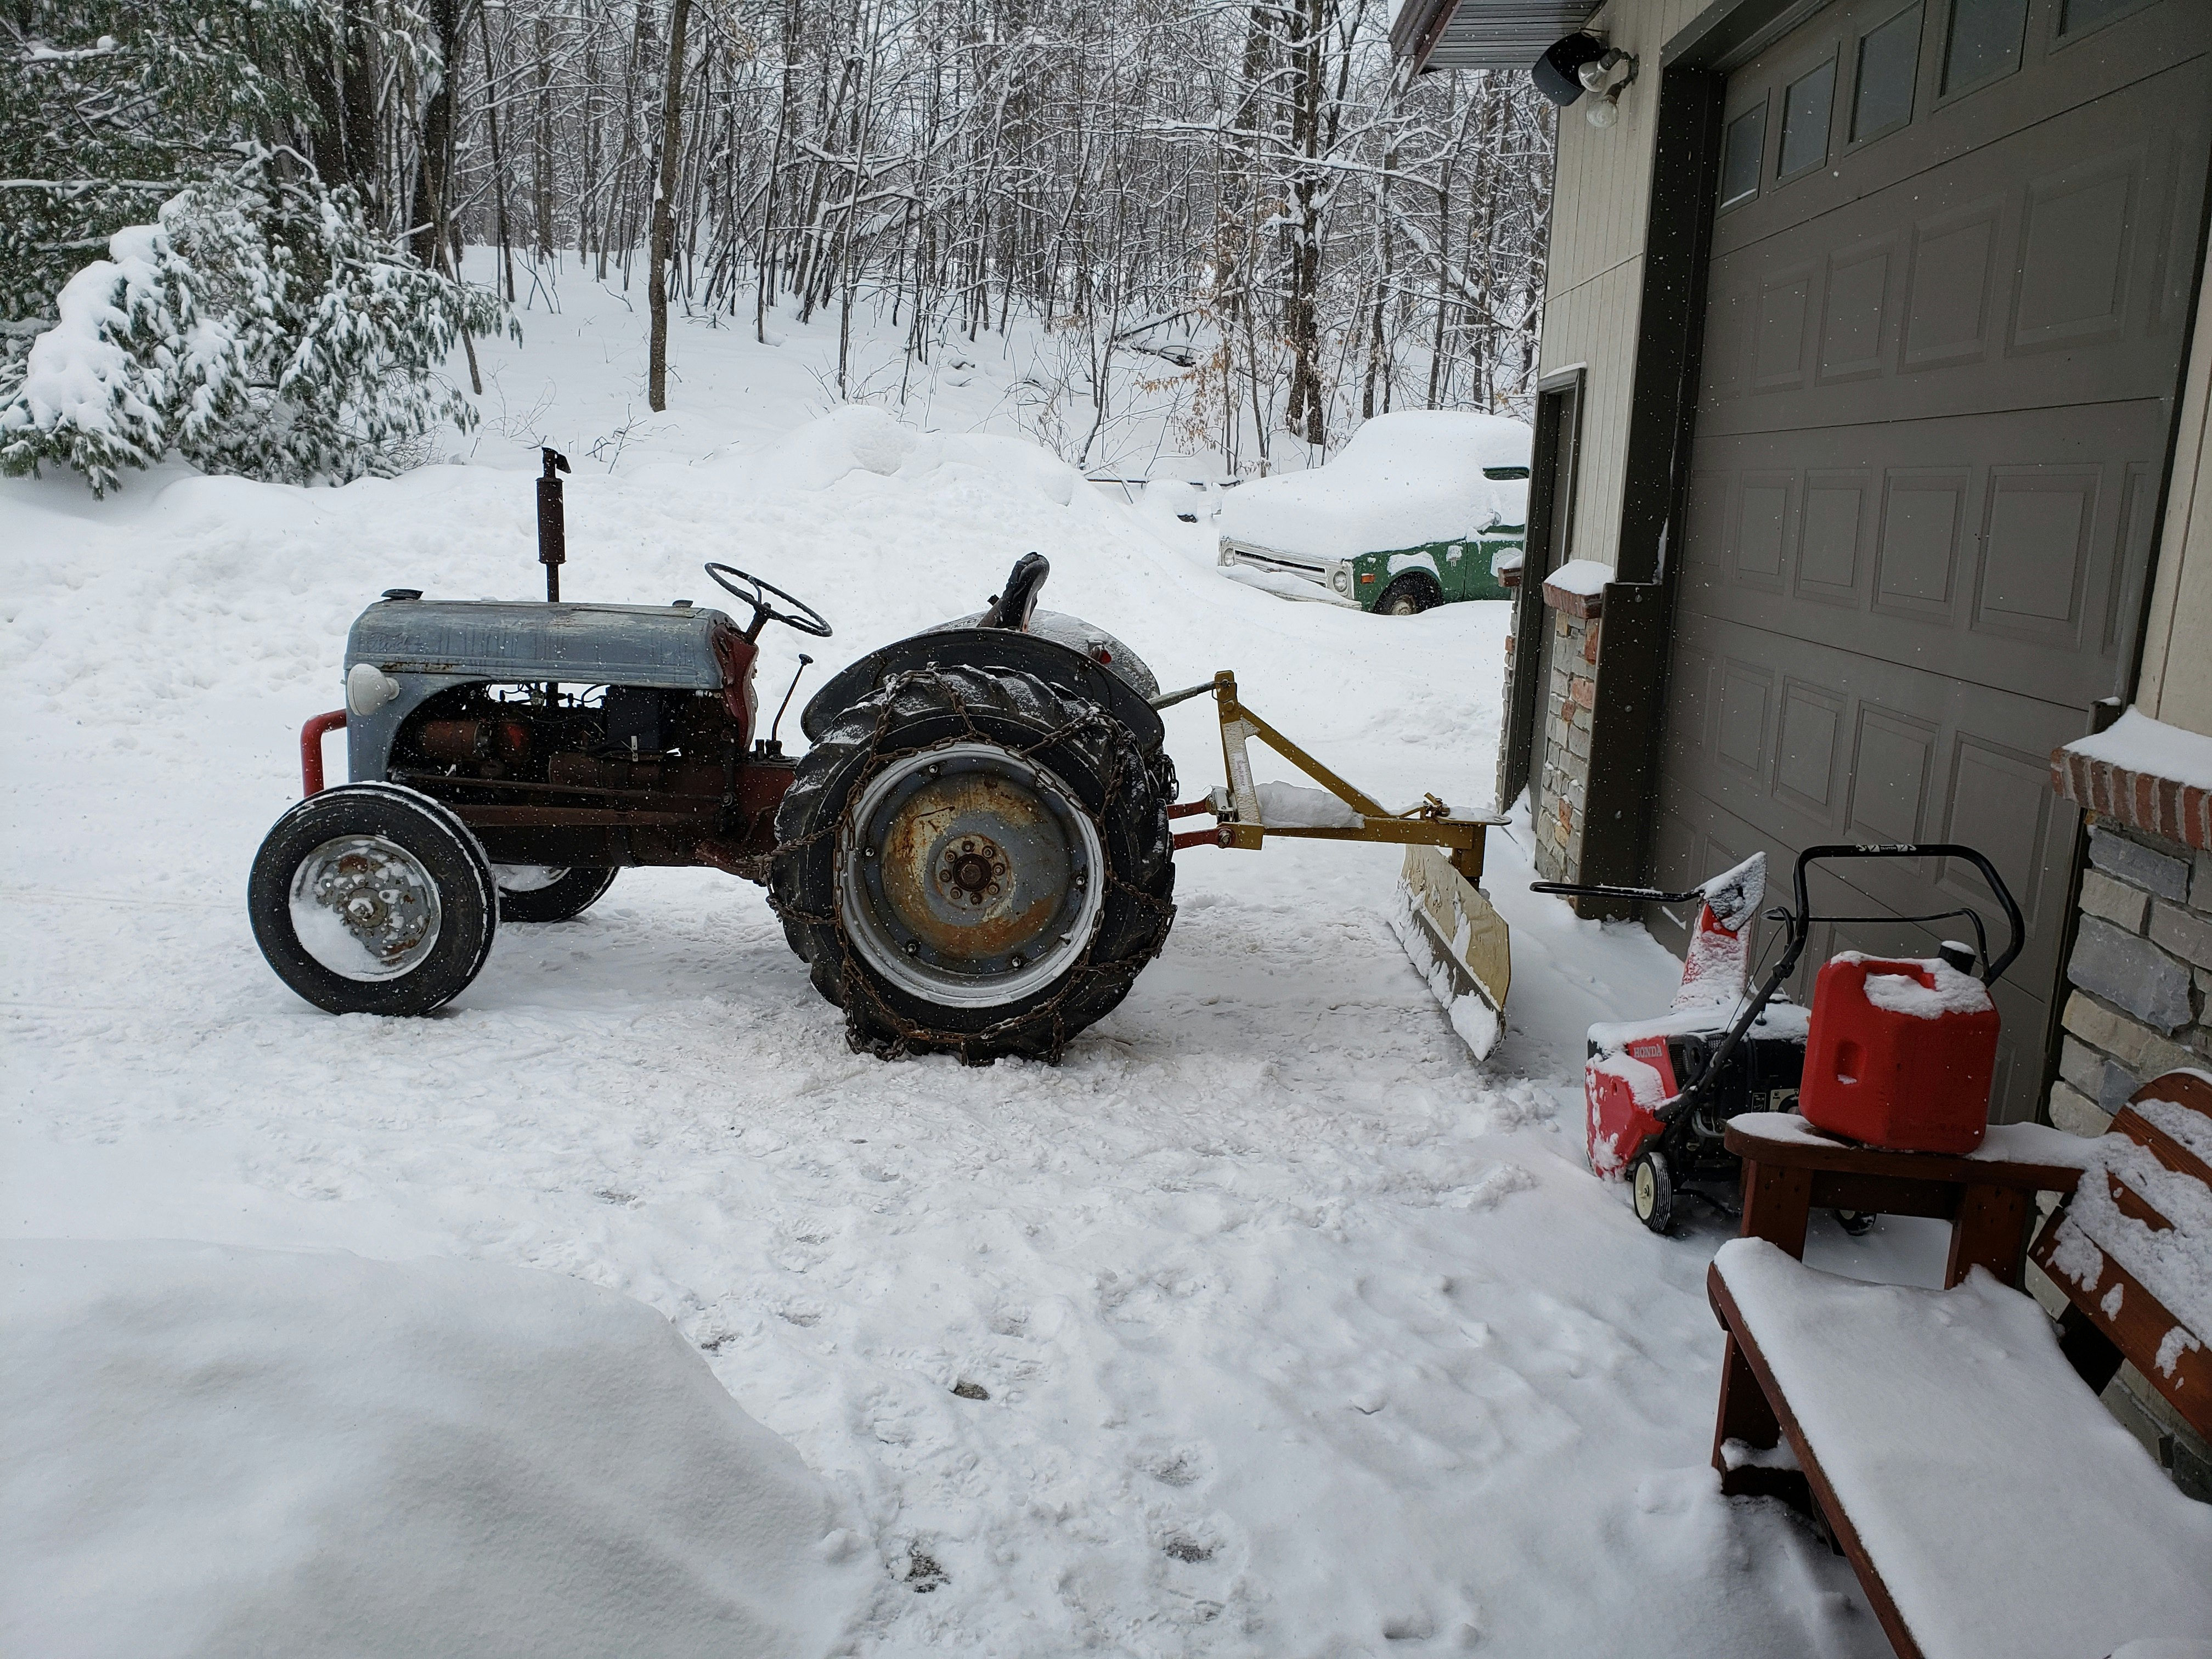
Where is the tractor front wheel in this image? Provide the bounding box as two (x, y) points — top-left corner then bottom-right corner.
(494, 865), (617, 923)
(249, 783), (498, 1016)
(771, 665), (1176, 1063)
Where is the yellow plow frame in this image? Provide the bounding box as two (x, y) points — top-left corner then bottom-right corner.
(1158, 672), (1513, 1058)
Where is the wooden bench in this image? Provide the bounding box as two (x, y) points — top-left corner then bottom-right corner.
(1706, 1072), (2212, 1659)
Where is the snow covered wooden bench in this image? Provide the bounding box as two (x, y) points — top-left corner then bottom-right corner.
(1705, 1074), (2212, 1659)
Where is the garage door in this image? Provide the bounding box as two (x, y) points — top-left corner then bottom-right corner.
(1651, 0), (2210, 1121)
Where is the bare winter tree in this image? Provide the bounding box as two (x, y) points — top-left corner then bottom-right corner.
(4, 0), (1551, 470)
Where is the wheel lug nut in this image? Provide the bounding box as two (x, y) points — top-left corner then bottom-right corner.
(903, 940), (920, 956)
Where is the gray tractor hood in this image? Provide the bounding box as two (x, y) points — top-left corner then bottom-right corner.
(339, 596), (743, 786)
(346, 598), (738, 689)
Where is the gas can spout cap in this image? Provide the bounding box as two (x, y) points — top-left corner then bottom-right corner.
(1938, 940), (1977, 973)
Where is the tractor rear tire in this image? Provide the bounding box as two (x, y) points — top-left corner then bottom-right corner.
(249, 783), (498, 1017)
(494, 866), (618, 923)
(770, 665), (1176, 1063)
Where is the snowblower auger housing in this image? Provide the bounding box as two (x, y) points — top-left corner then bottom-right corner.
(249, 468), (1508, 1064)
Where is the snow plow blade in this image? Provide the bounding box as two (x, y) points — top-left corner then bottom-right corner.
(1391, 844), (1511, 1060)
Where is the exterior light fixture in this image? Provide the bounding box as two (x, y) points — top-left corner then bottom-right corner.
(1582, 50), (1638, 126)
(1532, 32), (1638, 125)
(1532, 32), (1608, 105)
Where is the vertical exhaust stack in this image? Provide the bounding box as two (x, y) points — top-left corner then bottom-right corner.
(537, 448), (570, 602)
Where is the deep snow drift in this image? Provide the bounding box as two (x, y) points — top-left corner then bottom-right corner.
(2, 269), (1894, 1655)
(3, 1240), (866, 1659)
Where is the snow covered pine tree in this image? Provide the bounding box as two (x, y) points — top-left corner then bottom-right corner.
(1, 154), (507, 494)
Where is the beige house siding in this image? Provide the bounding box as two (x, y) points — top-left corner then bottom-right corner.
(2135, 247), (2212, 741)
(1535, 0), (1707, 573)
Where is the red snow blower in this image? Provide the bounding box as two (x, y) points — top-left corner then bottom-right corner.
(1533, 844), (2024, 1233)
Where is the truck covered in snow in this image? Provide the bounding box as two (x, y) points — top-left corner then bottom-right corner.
(1216, 410), (1531, 615)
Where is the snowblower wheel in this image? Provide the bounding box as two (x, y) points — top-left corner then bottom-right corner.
(493, 865), (618, 923)
(1629, 1150), (1674, 1234)
(249, 783), (498, 1017)
(1375, 575), (1438, 617)
(770, 665), (1176, 1063)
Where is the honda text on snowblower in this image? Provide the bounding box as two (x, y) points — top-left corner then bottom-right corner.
(250, 453), (1514, 1064)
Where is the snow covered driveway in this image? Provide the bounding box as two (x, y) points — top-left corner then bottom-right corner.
(2, 302), (1881, 1656)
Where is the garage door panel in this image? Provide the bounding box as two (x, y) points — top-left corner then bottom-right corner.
(2156, 112), (2211, 325)
(1659, 0), (2203, 1127)
(1798, 469), (1871, 599)
(1818, 234), (1900, 384)
(1684, 400), (2162, 706)
(1902, 193), (2004, 373)
(1973, 465), (2098, 645)
(1716, 657), (1776, 781)
(1756, 261), (1820, 391)
(1775, 678), (1848, 826)
(1938, 732), (2068, 936)
(1846, 703), (1939, 844)
(2103, 460), (2160, 655)
(1707, 0), (2207, 264)
(1735, 472), (1795, 590)
(1662, 606), (2088, 950)
(1873, 466), (1971, 621)
(2012, 147), (2140, 353)
(1698, 59), (2209, 437)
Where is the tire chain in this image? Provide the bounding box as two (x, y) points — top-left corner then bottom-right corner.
(765, 665), (1176, 1064)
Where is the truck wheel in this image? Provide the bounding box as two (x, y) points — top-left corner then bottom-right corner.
(1629, 1150), (1674, 1234)
(249, 783), (498, 1017)
(1375, 575), (1439, 616)
(771, 665), (1176, 1063)
(494, 866), (617, 923)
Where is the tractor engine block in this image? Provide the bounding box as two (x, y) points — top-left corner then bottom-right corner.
(386, 685), (792, 873)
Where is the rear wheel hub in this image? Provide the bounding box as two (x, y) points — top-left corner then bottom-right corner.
(840, 742), (1105, 1007)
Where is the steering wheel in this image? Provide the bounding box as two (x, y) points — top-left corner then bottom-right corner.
(703, 562), (833, 641)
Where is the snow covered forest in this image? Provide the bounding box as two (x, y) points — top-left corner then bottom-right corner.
(3, 0), (1554, 483)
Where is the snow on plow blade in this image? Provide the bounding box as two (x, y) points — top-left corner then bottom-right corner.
(1392, 844), (1511, 1060)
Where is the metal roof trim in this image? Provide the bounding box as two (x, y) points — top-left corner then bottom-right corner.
(1392, 0), (1607, 72)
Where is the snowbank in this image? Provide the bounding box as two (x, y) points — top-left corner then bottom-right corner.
(1217, 409), (1530, 560)
(1, 1241), (865, 1659)
(741, 403), (1078, 506)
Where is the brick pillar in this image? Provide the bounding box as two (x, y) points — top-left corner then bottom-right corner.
(1532, 577), (1604, 885)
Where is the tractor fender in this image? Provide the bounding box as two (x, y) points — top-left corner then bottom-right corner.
(800, 624), (1166, 752)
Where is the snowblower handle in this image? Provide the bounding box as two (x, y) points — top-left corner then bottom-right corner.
(1531, 881), (1706, 905)
(1790, 844), (2024, 987)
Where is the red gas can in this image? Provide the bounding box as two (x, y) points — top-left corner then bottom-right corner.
(1798, 954), (2000, 1153)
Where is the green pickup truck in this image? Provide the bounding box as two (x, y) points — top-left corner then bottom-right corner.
(1216, 409), (1531, 614)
